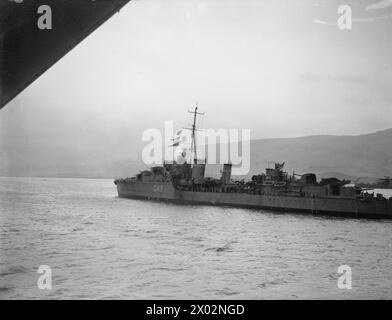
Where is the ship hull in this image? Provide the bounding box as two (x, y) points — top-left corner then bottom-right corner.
(115, 181), (392, 219)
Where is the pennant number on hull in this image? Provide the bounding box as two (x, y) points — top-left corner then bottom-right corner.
(153, 185), (164, 193)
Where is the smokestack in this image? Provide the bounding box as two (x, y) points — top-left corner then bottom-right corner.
(192, 163), (205, 183)
(221, 163), (232, 184)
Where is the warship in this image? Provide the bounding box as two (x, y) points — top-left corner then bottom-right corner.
(115, 107), (392, 219)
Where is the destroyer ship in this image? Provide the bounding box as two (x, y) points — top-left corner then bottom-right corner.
(115, 107), (392, 219)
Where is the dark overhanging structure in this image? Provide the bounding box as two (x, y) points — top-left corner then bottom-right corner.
(0, 0), (132, 109)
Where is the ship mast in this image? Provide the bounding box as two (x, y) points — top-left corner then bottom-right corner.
(188, 104), (204, 164)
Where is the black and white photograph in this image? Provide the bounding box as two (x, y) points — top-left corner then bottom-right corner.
(1, 0), (392, 306)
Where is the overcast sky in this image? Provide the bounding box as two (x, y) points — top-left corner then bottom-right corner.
(2, 0), (392, 150)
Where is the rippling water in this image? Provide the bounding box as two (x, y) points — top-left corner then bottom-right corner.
(1, 177), (392, 299)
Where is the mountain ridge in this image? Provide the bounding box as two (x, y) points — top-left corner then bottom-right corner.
(1, 128), (391, 182)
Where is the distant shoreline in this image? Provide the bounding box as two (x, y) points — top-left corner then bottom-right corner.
(0, 176), (115, 180)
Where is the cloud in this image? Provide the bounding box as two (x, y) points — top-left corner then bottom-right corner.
(353, 13), (392, 22)
(366, 0), (392, 11)
(312, 19), (337, 27)
(312, 19), (327, 24)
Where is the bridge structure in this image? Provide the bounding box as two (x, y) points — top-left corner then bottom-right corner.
(0, 0), (132, 109)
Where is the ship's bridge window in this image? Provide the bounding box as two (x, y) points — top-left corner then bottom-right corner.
(331, 185), (340, 196)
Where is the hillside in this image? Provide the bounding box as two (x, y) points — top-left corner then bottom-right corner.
(1, 121), (391, 181)
(247, 128), (392, 183)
